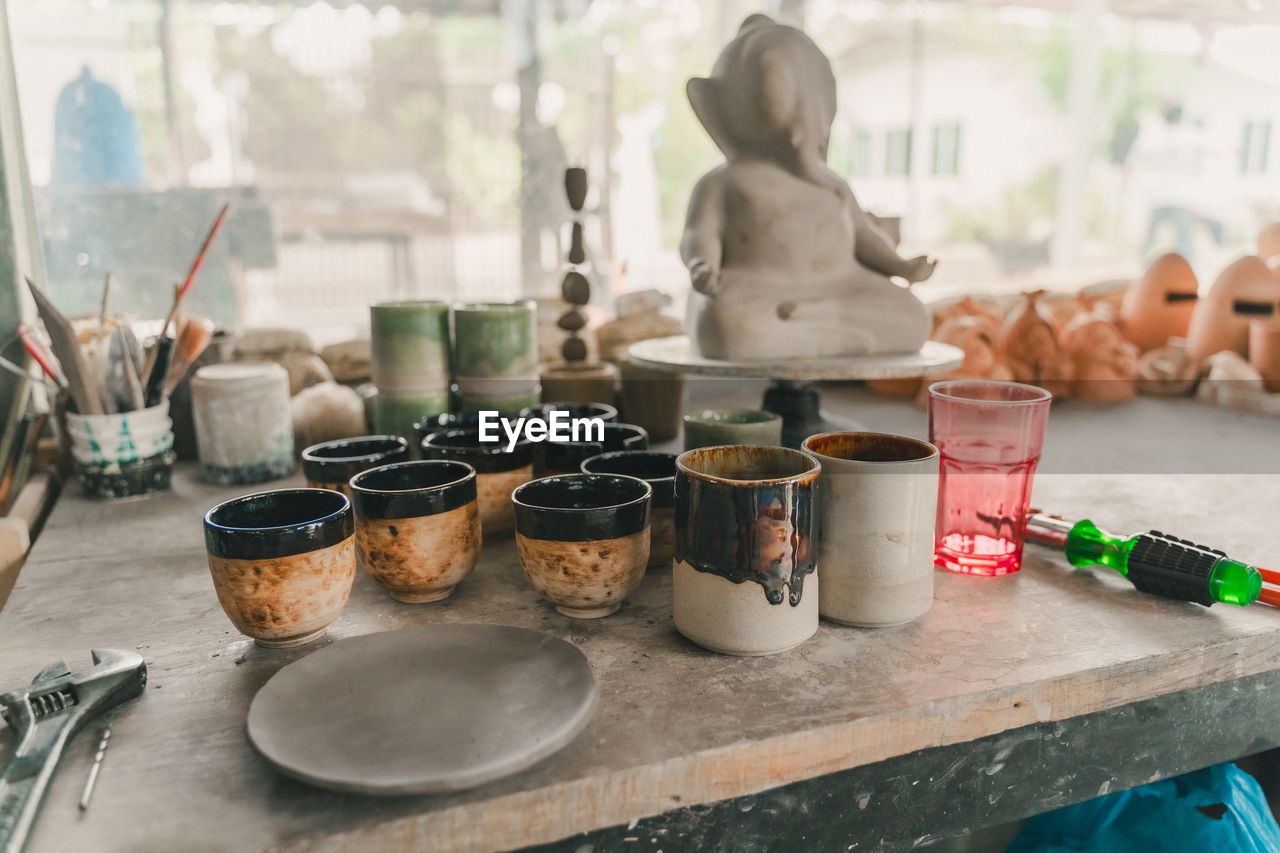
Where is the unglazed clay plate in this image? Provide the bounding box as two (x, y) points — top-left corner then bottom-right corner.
(246, 624), (597, 794)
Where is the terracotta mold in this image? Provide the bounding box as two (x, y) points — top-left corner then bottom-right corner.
(1120, 253), (1199, 352)
(1186, 256), (1280, 363)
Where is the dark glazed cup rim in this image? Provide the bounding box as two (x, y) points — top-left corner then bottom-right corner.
(350, 460), (476, 495)
(513, 474), (651, 513)
(302, 435), (408, 464)
(520, 402), (619, 422)
(676, 445), (821, 486)
(422, 428), (533, 455)
(204, 488), (352, 560)
(580, 451), (677, 481)
(802, 431), (938, 464)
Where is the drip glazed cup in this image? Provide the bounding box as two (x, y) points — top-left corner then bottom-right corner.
(673, 445), (820, 656)
(927, 380), (1052, 577)
(581, 451), (678, 568)
(350, 461), (481, 603)
(512, 474), (651, 619)
(204, 489), (356, 647)
(802, 432), (938, 627)
(301, 435), (410, 495)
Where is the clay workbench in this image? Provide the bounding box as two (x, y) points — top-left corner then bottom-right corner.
(3, 390), (1280, 852)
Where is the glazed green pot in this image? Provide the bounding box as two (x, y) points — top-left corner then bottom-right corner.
(452, 301), (538, 380)
(453, 383), (542, 419)
(375, 390), (450, 442)
(371, 301), (450, 394)
(682, 408), (783, 450)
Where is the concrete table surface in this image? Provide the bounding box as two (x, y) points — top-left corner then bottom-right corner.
(2, 389), (1280, 852)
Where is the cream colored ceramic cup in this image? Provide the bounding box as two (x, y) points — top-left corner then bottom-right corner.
(802, 432), (939, 628)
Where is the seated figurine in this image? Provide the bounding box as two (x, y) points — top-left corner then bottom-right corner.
(680, 15), (934, 361)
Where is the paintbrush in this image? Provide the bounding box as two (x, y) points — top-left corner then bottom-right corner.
(98, 272), (111, 329)
(24, 278), (102, 414)
(17, 326), (68, 390)
(142, 203), (230, 384)
(163, 316), (214, 398)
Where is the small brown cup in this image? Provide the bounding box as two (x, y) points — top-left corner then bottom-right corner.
(204, 489), (356, 647)
(581, 451), (676, 569)
(1249, 319), (1280, 393)
(300, 435), (409, 495)
(512, 474), (651, 619)
(350, 460), (481, 603)
(420, 429), (534, 536)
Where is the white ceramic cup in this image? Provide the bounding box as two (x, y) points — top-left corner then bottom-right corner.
(801, 431), (939, 628)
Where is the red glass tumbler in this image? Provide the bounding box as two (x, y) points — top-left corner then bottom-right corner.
(927, 380), (1052, 577)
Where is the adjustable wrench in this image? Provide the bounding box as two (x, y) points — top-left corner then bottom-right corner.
(0, 650), (146, 853)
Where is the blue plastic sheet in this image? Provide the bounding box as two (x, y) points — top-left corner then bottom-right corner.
(1008, 763), (1280, 852)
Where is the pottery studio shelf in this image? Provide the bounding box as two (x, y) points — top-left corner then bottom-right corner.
(3, 393), (1280, 852)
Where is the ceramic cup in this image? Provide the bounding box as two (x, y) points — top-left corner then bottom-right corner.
(349, 460), (481, 603)
(204, 489), (356, 648)
(413, 412), (484, 451)
(581, 451), (677, 568)
(520, 402), (619, 424)
(600, 423), (649, 452)
(801, 432), (939, 627)
(512, 474), (651, 618)
(301, 435), (410, 495)
(673, 445), (820, 656)
(66, 400), (175, 499)
(682, 409), (783, 451)
(420, 428), (534, 535)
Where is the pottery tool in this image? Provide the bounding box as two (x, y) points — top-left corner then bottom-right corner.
(0, 650), (147, 853)
(77, 727), (111, 812)
(142, 203), (230, 386)
(97, 273), (111, 329)
(105, 325), (145, 412)
(162, 316), (214, 398)
(24, 279), (101, 414)
(17, 327), (67, 391)
(1026, 513), (1262, 607)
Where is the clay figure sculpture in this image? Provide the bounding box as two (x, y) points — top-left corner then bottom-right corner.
(914, 314), (1013, 406)
(1186, 256), (1280, 363)
(999, 291), (1072, 398)
(1061, 303), (1139, 402)
(1120, 253), (1199, 352)
(680, 14), (934, 361)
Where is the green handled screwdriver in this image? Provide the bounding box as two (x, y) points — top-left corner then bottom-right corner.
(1025, 514), (1263, 607)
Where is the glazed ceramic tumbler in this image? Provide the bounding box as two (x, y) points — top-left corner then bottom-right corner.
(512, 474), (651, 618)
(204, 489), (356, 647)
(928, 380), (1052, 577)
(802, 432), (939, 627)
(420, 428), (534, 535)
(673, 445), (820, 656)
(301, 435), (409, 495)
(581, 451), (677, 568)
(350, 460), (481, 603)
(682, 409), (782, 451)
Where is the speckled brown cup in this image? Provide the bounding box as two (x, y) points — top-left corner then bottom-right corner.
(581, 451), (676, 569)
(350, 460), (481, 603)
(420, 429), (535, 536)
(300, 435), (410, 495)
(512, 474), (651, 619)
(204, 489), (356, 648)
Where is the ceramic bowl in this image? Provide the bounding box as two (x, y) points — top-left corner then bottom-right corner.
(420, 428), (534, 535)
(581, 451), (677, 568)
(350, 461), (481, 603)
(673, 445), (820, 656)
(512, 474), (651, 619)
(301, 435), (410, 495)
(682, 408), (783, 450)
(204, 489), (356, 647)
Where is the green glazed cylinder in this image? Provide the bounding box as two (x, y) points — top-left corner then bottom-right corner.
(375, 390), (450, 443)
(371, 301), (451, 394)
(452, 301), (538, 380)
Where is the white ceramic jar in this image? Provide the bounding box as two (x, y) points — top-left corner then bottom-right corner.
(192, 362), (296, 485)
